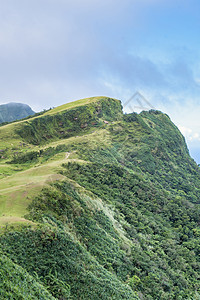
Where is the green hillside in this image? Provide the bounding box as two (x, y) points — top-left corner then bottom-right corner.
(0, 102), (35, 124)
(0, 96), (200, 299)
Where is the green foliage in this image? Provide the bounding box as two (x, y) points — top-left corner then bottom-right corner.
(127, 275), (141, 289)
(0, 255), (56, 299)
(61, 160), (200, 299)
(17, 98), (122, 145)
(1, 97), (200, 299)
(9, 150), (40, 164)
(0, 224), (138, 299)
(9, 144), (68, 164)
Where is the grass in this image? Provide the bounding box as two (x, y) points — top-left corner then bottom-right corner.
(0, 164), (26, 179)
(1, 100), (200, 299)
(44, 96), (105, 115)
(0, 158), (66, 223)
(0, 123), (23, 150)
(0, 127), (112, 225)
(0, 216), (34, 227)
(0, 96), (112, 153)
(0, 95), (117, 225)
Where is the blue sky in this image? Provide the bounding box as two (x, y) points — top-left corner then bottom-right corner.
(0, 0), (200, 163)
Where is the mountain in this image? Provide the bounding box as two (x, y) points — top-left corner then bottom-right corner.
(0, 102), (35, 123)
(0, 96), (200, 299)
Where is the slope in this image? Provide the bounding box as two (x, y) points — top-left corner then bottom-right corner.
(0, 96), (122, 224)
(0, 255), (56, 299)
(0, 97), (200, 299)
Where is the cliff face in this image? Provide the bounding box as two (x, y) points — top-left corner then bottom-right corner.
(0, 97), (200, 299)
(0, 102), (35, 123)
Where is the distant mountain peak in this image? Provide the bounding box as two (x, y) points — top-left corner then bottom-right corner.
(0, 102), (35, 123)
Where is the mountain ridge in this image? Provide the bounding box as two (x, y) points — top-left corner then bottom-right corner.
(0, 96), (200, 299)
(0, 102), (35, 124)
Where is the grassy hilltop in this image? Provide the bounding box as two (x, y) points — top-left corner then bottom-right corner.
(0, 96), (122, 224)
(0, 96), (200, 299)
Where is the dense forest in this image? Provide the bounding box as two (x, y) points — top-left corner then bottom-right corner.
(0, 96), (200, 299)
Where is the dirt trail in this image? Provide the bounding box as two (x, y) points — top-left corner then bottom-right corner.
(65, 152), (70, 159)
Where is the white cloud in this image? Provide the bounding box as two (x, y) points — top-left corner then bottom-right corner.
(178, 126), (200, 142)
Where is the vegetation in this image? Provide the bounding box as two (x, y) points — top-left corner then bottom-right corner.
(16, 96), (122, 145)
(0, 254), (56, 299)
(0, 102), (35, 124)
(0, 96), (200, 299)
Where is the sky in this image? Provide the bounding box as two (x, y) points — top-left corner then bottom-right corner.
(0, 0), (200, 163)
